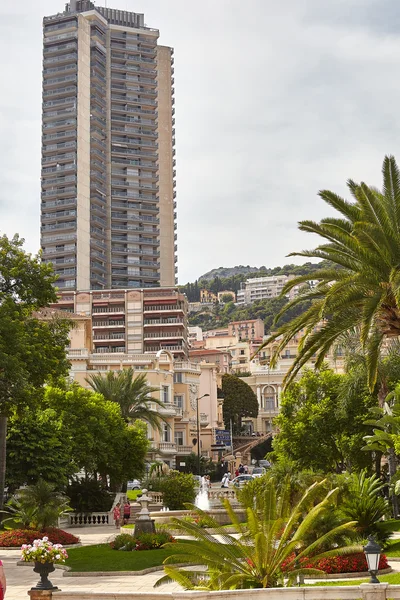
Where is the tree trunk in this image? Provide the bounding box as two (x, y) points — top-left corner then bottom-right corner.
(0, 415), (7, 511)
(375, 451), (382, 477)
(388, 447), (399, 517)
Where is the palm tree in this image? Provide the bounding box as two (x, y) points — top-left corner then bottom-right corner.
(254, 155), (400, 391)
(7, 480), (71, 530)
(156, 479), (359, 589)
(87, 367), (166, 432)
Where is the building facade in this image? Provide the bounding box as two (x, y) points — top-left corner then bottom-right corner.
(41, 1), (177, 291)
(45, 304), (220, 468)
(236, 275), (296, 305)
(55, 287), (188, 358)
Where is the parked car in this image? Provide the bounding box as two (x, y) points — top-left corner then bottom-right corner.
(252, 467), (266, 478)
(231, 474), (254, 488)
(127, 479), (141, 490)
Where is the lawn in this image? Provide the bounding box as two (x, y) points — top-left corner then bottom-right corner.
(127, 490), (142, 501)
(310, 572), (400, 586)
(385, 539), (400, 557)
(65, 543), (172, 572)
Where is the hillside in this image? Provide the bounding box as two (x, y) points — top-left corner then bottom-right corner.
(198, 266), (262, 281)
(180, 261), (328, 303)
(183, 260), (328, 333)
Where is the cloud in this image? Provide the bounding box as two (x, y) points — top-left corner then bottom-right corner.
(0, 0), (398, 281)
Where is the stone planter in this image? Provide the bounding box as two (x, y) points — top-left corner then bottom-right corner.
(32, 561), (59, 591)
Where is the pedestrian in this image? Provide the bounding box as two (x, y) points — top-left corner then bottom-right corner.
(239, 464), (245, 474)
(113, 502), (121, 529)
(0, 560), (6, 599)
(221, 472), (230, 488)
(235, 468), (239, 477)
(123, 499), (131, 525)
(244, 465), (248, 474)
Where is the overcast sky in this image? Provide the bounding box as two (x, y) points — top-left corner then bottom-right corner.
(1, 1), (400, 283)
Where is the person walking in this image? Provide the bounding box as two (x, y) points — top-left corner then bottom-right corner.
(221, 472), (230, 488)
(0, 560), (6, 599)
(123, 500), (131, 525)
(113, 502), (121, 529)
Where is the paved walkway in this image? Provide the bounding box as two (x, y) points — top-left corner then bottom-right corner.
(4, 526), (400, 599)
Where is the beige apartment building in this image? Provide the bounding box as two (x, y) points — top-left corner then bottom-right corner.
(236, 275), (298, 306)
(55, 287), (188, 358)
(242, 333), (346, 434)
(41, 1), (177, 291)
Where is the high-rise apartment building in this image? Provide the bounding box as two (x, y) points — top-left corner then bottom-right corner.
(41, 1), (177, 291)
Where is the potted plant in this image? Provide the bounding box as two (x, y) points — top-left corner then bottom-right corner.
(21, 536), (68, 590)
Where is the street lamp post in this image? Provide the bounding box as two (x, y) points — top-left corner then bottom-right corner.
(196, 393), (210, 476)
(363, 536), (381, 584)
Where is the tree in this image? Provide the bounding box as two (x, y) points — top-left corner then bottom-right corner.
(220, 293), (234, 304)
(221, 374), (258, 431)
(160, 471), (196, 510)
(44, 384), (149, 490)
(272, 367), (375, 473)
(6, 405), (73, 492)
(157, 479), (358, 589)
(339, 470), (392, 545)
(0, 234), (71, 508)
(362, 391), (400, 516)
(254, 155), (400, 391)
(87, 367), (165, 432)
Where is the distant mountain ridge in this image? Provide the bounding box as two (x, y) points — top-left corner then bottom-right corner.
(198, 265), (265, 281)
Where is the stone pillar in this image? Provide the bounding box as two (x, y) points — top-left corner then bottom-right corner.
(360, 583), (389, 600)
(28, 590), (54, 600)
(256, 385), (262, 407)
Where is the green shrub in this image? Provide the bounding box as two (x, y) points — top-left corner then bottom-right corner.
(66, 478), (114, 513)
(159, 471), (196, 510)
(111, 531), (174, 551)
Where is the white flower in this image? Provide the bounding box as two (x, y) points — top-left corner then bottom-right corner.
(42, 537), (49, 542)
(56, 554), (60, 560)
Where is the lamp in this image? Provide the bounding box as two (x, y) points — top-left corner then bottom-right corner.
(363, 536), (381, 584)
(196, 393), (210, 475)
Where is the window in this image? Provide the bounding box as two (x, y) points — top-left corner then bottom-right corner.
(162, 385), (169, 404)
(174, 431), (184, 446)
(174, 395), (183, 408)
(264, 385), (276, 410)
(173, 372), (183, 383)
(162, 423), (170, 442)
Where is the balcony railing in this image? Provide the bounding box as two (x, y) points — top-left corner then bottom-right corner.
(143, 304), (184, 312)
(92, 321), (125, 327)
(144, 331), (184, 339)
(157, 442), (176, 453)
(176, 445), (193, 455)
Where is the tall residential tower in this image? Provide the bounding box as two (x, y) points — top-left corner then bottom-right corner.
(41, 1), (177, 290)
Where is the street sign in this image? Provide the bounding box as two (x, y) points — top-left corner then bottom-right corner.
(215, 429), (231, 446)
(211, 444), (226, 451)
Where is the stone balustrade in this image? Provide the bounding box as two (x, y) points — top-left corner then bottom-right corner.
(28, 583), (398, 600)
(148, 491), (164, 504)
(208, 489), (237, 502)
(67, 512), (111, 527)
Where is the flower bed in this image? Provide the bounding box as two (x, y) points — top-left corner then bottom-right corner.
(282, 552), (389, 574)
(110, 531), (175, 551)
(0, 527), (79, 548)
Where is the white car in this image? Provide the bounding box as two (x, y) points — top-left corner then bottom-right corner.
(231, 474), (254, 488)
(252, 467), (266, 478)
(127, 479), (141, 490)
